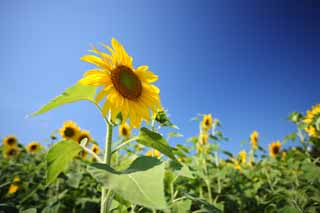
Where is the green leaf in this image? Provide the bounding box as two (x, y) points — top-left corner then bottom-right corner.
(21, 208), (37, 213)
(30, 83), (97, 116)
(168, 160), (194, 178)
(46, 140), (82, 185)
(184, 194), (222, 213)
(172, 199), (192, 213)
(87, 156), (167, 210)
(137, 127), (177, 160)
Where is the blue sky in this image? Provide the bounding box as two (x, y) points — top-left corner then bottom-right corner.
(1, 0), (319, 155)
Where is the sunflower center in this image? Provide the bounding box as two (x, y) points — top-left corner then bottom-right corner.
(7, 138), (16, 145)
(121, 128), (128, 136)
(111, 65), (142, 100)
(30, 145), (37, 151)
(64, 127), (75, 137)
(272, 146), (280, 154)
(205, 119), (210, 126)
(8, 149), (17, 156)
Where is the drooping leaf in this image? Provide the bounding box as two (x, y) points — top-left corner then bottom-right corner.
(87, 156), (167, 210)
(30, 83), (97, 116)
(46, 140), (82, 184)
(168, 160), (193, 178)
(137, 127), (177, 160)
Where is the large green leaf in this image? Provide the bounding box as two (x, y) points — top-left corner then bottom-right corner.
(46, 140), (82, 184)
(31, 83), (97, 116)
(137, 127), (176, 160)
(87, 156), (167, 210)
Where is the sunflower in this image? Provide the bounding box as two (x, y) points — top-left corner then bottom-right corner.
(232, 159), (241, 171)
(78, 38), (161, 128)
(201, 114), (213, 131)
(26, 141), (41, 153)
(77, 130), (93, 144)
(5, 147), (20, 159)
(79, 150), (88, 159)
(8, 177), (20, 194)
(250, 131), (259, 149)
(59, 121), (81, 141)
(269, 141), (282, 157)
(199, 133), (208, 145)
(91, 144), (100, 154)
(146, 149), (161, 158)
(239, 150), (247, 164)
(304, 104), (320, 138)
(281, 151), (287, 159)
(2, 135), (18, 147)
(119, 123), (131, 138)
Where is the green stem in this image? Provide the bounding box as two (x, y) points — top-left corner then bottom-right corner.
(101, 116), (113, 213)
(111, 137), (139, 154)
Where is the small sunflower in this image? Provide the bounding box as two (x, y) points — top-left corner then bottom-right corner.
(59, 121), (81, 141)
(146, 149), (161, 158)
(201, 114), (213, 131)
(78, 38), (161, 128)
(304, 104), (320, 138)
(91, 144), (100, 154)
(5, 146), (20, 159)
(239, 150), (247, 164)
(26, 141), (41, 153)
(281, 151), (287, 159)
(199, 133), (208, 145)
(7, 177), (20, 194)
(269, 141), (282, 157)
(232, 159), (241, 171)
(119, 123), (131, 138)
(79, 150), (88, 159)
(250, 131), (259, 149)
(77, 130), (93, 144)
(2, 135), (18, 147)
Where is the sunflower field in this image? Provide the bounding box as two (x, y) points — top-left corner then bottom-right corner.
(1, 39), (320, 213)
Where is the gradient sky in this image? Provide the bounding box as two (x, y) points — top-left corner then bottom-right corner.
(1, 0), (319, 155)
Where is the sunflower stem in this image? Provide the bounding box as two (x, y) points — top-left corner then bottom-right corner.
(111, 136), (139, 155)
(101, 114), (113, 213)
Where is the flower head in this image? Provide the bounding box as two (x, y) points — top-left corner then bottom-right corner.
(250, 131), (259, 149)
(77, 130), (92, 144)
(201, 114), (213, 131)
(269, 141), (282, 157)
(146, 149), (161, 158)
(78, 38), (161, 128)
(304, 104), (320, 138)
(59, 121), (81, 141)
(5, 147), (20, 159)
(91, 144), (100, 154)
(239, 150), (247, 164)
(7, 177), (20, 195)
(26, 141), (41, 153)
(2, 135), (18, 147)
(119, 123), (131, 138)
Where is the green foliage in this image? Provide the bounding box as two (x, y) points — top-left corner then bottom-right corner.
(46, 140), (82, 184)
(137, 127), (177, 160)
(30, 83), (97, 116)
(88, 156), (167, 210)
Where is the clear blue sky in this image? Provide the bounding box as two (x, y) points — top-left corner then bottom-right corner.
(1, 0), (319, 155)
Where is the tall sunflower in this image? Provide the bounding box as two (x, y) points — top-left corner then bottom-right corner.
(239, 150), (247, 164)
(26, 141), (41, 153)
(91, 144), (100, 155)
(119, 123), (131, 138)
(2, 135), (18, 147)
(5, 147), (20, 159)
(59, 121), (81, 141)
(304, 104), (320, 138)
(77, 130), (93, 144)
(269, 141), (282, 157)
(201, 114), (213, 131)
(78, 38), (161, 128)
(250, 131), (259, 149)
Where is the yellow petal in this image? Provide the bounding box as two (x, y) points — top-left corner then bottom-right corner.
(81, 55), (110, 70)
